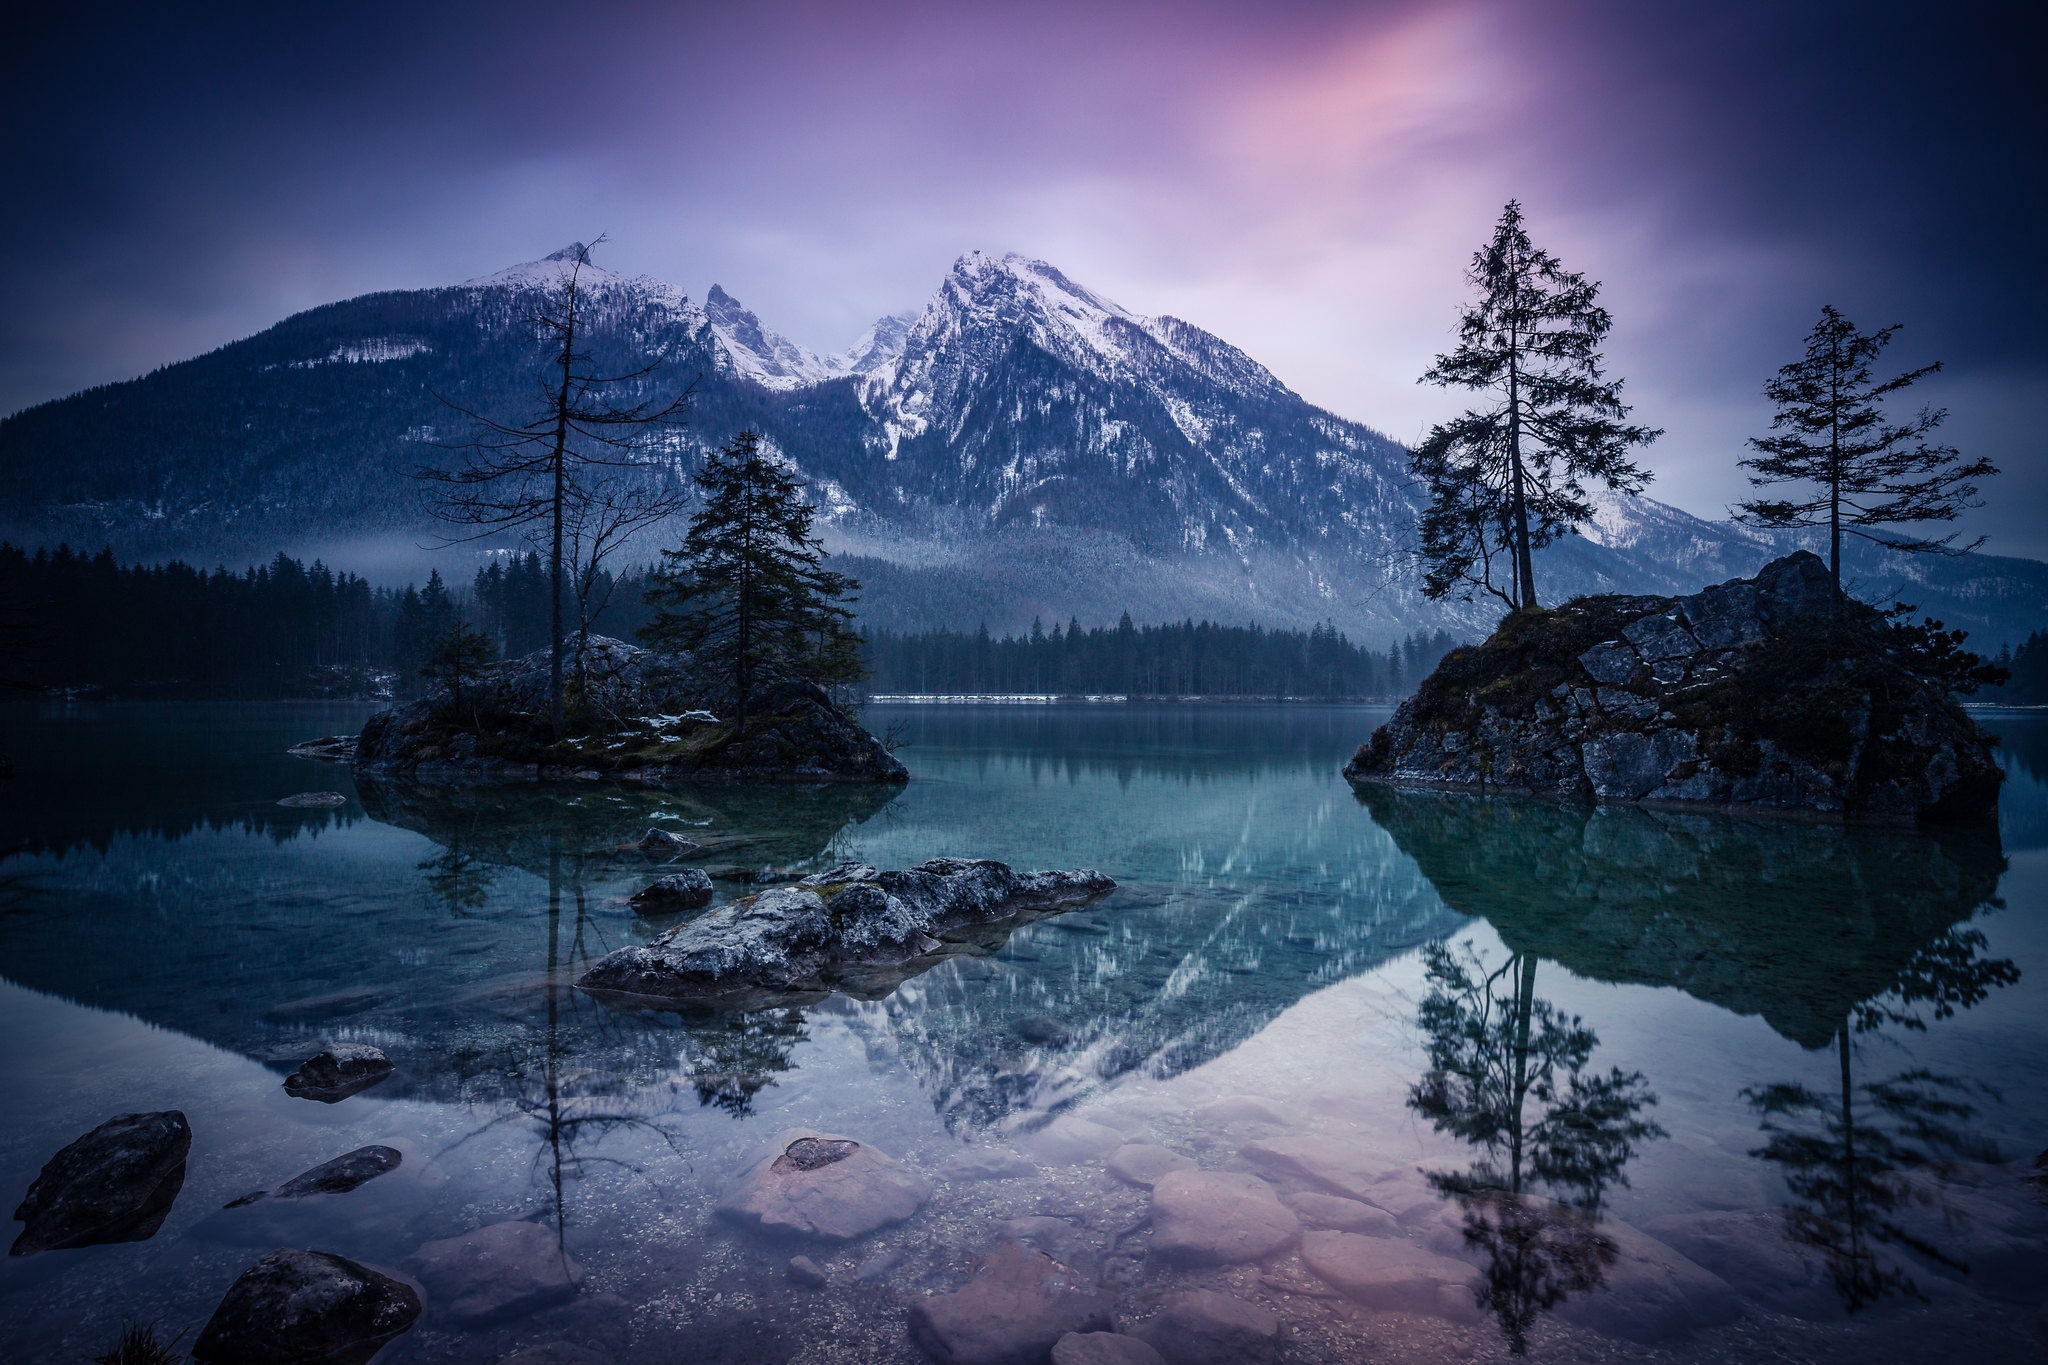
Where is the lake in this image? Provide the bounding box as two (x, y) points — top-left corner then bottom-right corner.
(1, 701), (2044, 1363)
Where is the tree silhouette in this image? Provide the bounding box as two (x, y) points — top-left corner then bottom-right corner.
(1408, 941), (1664, 1352)
(1735, 306), (1995, 591)
(642, 429), (862, 734)
(1744, 924), (2019, 1309)
(1413, 201), (1659, 610)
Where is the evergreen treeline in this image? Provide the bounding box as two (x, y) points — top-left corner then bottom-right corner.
(1991, 632), (2048, 706)
(863, 616), (1457, 700)
(0, 544), (661, 697)
(0, 543), (1461, 700)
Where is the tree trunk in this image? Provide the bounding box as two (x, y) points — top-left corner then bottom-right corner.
(1507, 319), (1536, 612)
(546, 286), (578, 740)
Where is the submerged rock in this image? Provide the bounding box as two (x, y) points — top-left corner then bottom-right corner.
(1297, 1229), (1475, 1318)
(1147, 1169), (1299, 1266)
(282, 1044), (394, 1102)
(192, 1247), (420, 1365)
(410, 1220), (580, 1323)
(719, 1130), (932, 1241)
(629, 868), (714, 911)
(10, 1110), (191, 1255)
(276, 791), (348, 808)
(1345, 552), (2002, 821)
(1052, 1334), (1166, 1365)
(579, 859), (1116, 1008)
(225, 1145), (402, 1208)
(631, 827), (703, 859)
(907, 1240), (1116, 1365)
(1131, 1290), (1280, 1365)
(353, 637), (907, 785)
(1105, 1142), (1196, 1189)
(1552, 1216), (1739, 1343)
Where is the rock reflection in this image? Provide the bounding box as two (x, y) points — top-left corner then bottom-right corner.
(1407, 942), (1664, 1352)
(1363, 787), (2018, 1320)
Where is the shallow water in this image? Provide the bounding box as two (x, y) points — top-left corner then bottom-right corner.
(0, 700), (2044, 1363)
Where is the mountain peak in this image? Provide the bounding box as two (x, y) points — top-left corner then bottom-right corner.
(543, 242), (591, 263)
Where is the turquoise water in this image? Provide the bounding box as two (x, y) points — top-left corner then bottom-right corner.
(0, 701), (2043, 1362)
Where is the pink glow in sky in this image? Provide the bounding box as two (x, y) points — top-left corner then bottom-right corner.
(5, 0), (2043, 552)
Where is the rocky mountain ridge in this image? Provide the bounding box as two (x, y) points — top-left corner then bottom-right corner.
(3, 246), (2043, 647)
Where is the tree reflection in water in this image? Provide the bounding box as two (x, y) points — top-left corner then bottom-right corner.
(1408, 942), (1664, 1353)
(1743, 924), (2018, 1309)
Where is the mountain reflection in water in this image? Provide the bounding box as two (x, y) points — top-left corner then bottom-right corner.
(1363, 786), (2022, 1327)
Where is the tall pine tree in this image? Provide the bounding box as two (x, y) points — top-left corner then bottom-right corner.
(1734, 306), (1995, 590)
(1413, 201), (1660, 610)
(642, 430), (863, 733)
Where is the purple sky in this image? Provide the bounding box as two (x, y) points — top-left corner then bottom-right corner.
(6, 0), (2044, 554)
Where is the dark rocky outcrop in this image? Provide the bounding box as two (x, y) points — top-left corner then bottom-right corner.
(282, 1044), (394, 1102)
(578, 858), (1116, 1009)
(192, 1247), (420, 1365)
(351, 636), (906, 785)
(226, 1145), (403, 1208)
(1345, 553), (2002, 821)
(10, 1111), (191, 1255)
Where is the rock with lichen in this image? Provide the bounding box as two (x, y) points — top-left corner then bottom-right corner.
(1344, 552), (2002, 822)
(578, 858), (1116, 1008)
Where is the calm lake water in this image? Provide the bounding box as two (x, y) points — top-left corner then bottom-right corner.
(1, 701), (2044, 1363)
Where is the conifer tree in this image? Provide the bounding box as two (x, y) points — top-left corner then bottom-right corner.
(1413, 201), (1660, 610)
(422, 620), (497, 712)
(642, 430), (863, 734)
(1734, 306), (1996, 590)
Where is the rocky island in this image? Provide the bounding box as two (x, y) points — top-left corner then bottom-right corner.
(1345, 552), (2002, 822)
(350, 636), (906, 784)
(578, 858), (1116, 1008)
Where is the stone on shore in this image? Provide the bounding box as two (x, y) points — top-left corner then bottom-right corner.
(1131, 1290), (1280, 1365)
(1298, 1229), (1476, 1318)
(630, 868), (714, 911)
(410, 1220), (581, 1323)
(718, 1130), (932, 1241)
(580, 859), (1116, 1008)
(282, 1044), (394, 1102)
(10, 1110), (191, 1256)
(1147, 1169), (1299, 1266)
(1344, 552), (2003, 821)
(226, 1145), (403, 1208)
(907, 1241), (1116, 1365)
(191, 1248), (420, 1365)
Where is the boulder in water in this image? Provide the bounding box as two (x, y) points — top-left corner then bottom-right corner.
(410, 1219), (581, 1323)
(276, 791), (347, 808)
(1147, 1169), (1299, 1266)
(580, 859), (1115, 1008)
(282, 1044), (393, 1102)
(630, 868), (714, 911)
(191, 1247), (420, 1365)
(1130, 1290), (1280, 1365)
(10, 1110), (190, 1255)
(907, 1240), (1116, 1365)
(225, 1145), (402, 1208)
(718, 1130), (932, 1241)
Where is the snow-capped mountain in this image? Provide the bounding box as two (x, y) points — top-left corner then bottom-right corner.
(3, 244), (2043, 646)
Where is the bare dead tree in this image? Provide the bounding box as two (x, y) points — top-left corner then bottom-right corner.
(419, 238), (694, 736)
(559, 465), (689, 672)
